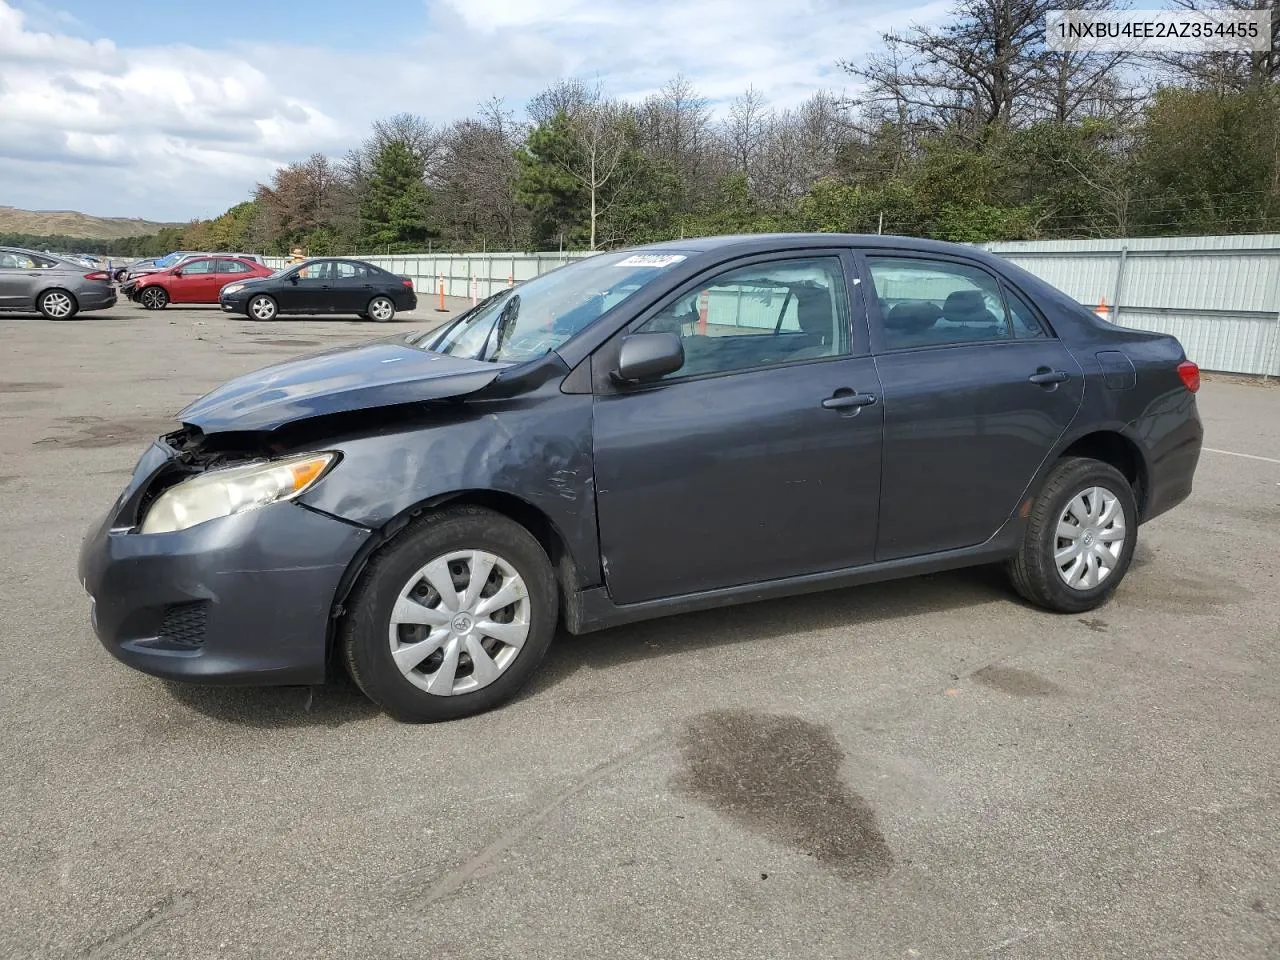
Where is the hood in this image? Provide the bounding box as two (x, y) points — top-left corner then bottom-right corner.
(223, 273), (274, 290)
(178, 336), (507, 432)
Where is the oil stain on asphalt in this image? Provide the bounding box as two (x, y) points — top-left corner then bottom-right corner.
(674, 709), (892, 879)
(972, 665), (1062, 697)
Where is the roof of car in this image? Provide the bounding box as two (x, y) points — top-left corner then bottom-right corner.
(632, 232), (987, 256)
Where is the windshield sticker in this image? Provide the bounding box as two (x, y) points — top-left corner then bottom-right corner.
(614, 254), (687, 268)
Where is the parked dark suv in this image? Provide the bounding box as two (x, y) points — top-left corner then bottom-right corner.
(79, 234), (1203, 721)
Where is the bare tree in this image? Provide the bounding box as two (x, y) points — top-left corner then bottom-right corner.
(568, 97), (634, 250)
(723, 86), (771, 175)
(527, 79), (594, 126)
(637, 75), (720, 196)
(1149, 0), (1280, 91)
(434, 98), (527, 249)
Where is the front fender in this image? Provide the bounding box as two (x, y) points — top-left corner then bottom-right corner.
(296, 388), (601, 585)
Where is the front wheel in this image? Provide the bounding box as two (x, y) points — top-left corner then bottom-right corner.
(139, 287), (168, 310)
(248, 295), (278, 321)
(341, 507), (558, 722)
(38, 289), (78, 320)
(1007, 456), (1138, 613)
(367, 296), (396, 322)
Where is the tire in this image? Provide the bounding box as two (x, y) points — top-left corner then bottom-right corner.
(341, 506), (559, 722)
(1007, 456), (1137, 613)
(138, 287), (169, 310)
(248, 294), (278, 321)
(37, 289), (78, 321)
(367, 296), (396, 322)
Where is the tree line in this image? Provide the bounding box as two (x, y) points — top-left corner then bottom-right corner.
(65, 0), (1280, 256)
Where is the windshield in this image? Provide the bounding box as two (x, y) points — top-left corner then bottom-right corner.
(423, 251), (691, 362)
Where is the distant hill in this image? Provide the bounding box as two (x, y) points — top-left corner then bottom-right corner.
(0, 206), (181, 240)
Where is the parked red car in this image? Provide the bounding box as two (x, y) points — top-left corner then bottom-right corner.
(133, 256), (274, 310)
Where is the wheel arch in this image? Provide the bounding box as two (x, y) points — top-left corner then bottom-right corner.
(325, 488), (584, 666)
(1055, 427), (1151, 519)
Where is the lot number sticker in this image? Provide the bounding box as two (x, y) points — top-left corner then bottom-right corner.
(615, 254), (687, 268)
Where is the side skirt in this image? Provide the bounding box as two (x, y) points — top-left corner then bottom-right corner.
(568, 522), (1024, 635)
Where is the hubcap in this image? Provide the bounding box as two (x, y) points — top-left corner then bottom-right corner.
(388, 550), (531, 696)
(252, 298), (274, 319)
(44, 293), (72, 317)
(1055, 485), (1126, 590)
(370, 299), (392, 320)
(143, 290), (163, 308)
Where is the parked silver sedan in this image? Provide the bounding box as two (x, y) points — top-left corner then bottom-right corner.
(0, 246), (117, 320)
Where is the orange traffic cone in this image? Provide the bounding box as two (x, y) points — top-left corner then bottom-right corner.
(1095, 297), (1111, 321)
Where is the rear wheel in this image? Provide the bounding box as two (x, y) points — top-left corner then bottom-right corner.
(1007, 456), (1137, 613)
(139, 287), (168, 310)
(248, 295), (278, 321)
(367, 296), (395, 322)
(38, 289), (78, 320)
(341, 507), (558, 722)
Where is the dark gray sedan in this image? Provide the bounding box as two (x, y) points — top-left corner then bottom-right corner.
(0, 246), (117, 320)
(78, 234), (1203, 721)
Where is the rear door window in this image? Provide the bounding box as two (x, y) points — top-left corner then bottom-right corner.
(866, 257), (1012, 351)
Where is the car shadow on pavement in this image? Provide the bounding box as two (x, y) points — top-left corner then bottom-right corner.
(162, 671), (380, 729)
(524, 565), (1013, 701)
(160, 565), (1011, 726)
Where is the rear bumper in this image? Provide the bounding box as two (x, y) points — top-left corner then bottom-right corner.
(77, 286), (117, 311)
(1141, 399), (1204, 522)
(78, 467), (371, 685)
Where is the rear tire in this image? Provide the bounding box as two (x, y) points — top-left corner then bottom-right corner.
(341, 507), (558, 722)
(367, 296), (396, 322)
(1007, 456), (1137, 613)
(248, 295), (278, 321)
(37, 289), (78, 321)
(139, 287), (168, 310)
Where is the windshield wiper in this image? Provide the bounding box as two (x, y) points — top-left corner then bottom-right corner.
(482, 295), (521, 361)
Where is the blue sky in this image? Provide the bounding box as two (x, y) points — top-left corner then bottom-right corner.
(1, 0), (948, 221)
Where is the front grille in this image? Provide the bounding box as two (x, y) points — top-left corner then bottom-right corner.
(157, 601), (209, 648)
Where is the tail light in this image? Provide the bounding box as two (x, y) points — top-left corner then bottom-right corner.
(401, 278), (414, 289)
(83, 271), (110, 281)
(1177, 360), (1200, 393)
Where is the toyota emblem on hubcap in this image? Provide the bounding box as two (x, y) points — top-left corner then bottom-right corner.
(451, 613), (474, 634)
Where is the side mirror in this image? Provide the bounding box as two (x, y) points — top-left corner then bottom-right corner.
(290, 274), (300, 284)
(613, 332), (684, 383)
(172, 269), (182, 277)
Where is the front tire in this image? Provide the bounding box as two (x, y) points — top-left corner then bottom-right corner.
(1007, 456), (1137, 613)
(139, 287), (168, 310)
(248, 294), (278, 321)
(38, 289), (78, 321)
(341, 507), (558, 722)
(367, 296), (396, 322)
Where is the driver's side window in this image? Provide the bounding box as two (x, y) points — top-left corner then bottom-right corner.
(297, 262), (329, 280)
(180, 259), (214, 275)
(633, 257), (850, 380)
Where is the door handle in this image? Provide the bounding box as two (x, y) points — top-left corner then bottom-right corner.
(1029, 369), (1069, 385)
(822, 391), (878, 410)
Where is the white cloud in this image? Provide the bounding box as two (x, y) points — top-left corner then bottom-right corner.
(0, 0), (949, 222)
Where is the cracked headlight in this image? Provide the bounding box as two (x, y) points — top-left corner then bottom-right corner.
(140, 452), (337, 534)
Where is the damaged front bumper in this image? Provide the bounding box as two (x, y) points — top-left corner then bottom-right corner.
(77, 437), (371, 685)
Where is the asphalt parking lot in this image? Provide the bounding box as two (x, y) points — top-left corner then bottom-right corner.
(1, 301), (1277, 960)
